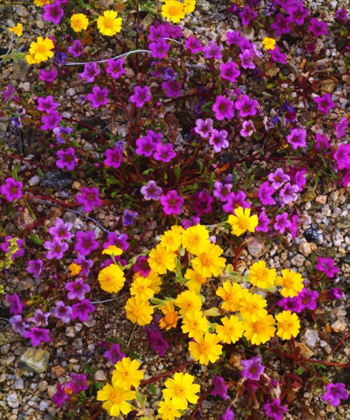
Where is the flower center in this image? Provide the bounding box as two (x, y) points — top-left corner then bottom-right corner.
(252, 320), (266, 334)
(182, 300), (194, 311)
(168, 5), (182, 16)
(169, 199), (177, 206)
(281, 321), (293, 331)
(10, 187), (18, 194)
(245, 303), (259, 314)
(174, 385), (185, 397)
(36, 44), (48, 55)
(131, 307), (142, 319)
(198, 341), (210, 355)
(165, 312), (177, 325)
(283, 276), (294, 289)
(110, 389), (123, 404)
(103, 17), (115, 29)
(238, 217), (250, 230)
(199, 254), (212, 267)
(103, 274), (114, 285)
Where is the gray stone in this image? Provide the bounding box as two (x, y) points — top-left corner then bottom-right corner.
(247, 237), (266, 258)
(7, 392), (19, 408)
(28, 176), (40, 186)
(15, 378), (24, 389)
(17, 348), (50, 373)
(303, 329), (319, 348)
(41, 170), (73, 191)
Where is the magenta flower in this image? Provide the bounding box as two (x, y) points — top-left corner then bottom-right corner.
(1, 236), (24, 260)
(103, 343), (126, 364)
(9, 315), (29, 335)
(160, 190), (184, 215)
(315, 257), (339, 278)
(309, 17), (328, 37)
(122, 209), (138, 226)
(213, 182), (232, 202)
(222, 191), (250, 213)
(298, 288), (318, 311)
(56, 147), (78, 171)
(153, 143), (176, 162)
(334, 143), (350, 170)
(259, 182), (275, 206)
(203, 41), (223, 59)
(7, 294), (23, 315)
(3, 85), (18, 102)
(41, 110), (62, 130)
(322, 383), (349, 407)
(269, 46), (287, 64)
(212, 96), (235, 121)
(39, 68), (58, 82)
(149, 38), (170, 59)
(256, 212), (270, 233)
(75, 230), (99, 256)
(241, 356), (265, 381)
(314, 93), (335, 114)
(37, 95), (59, 114)
(87, 86), (108, 108)
(239, 49), (255, 69)
(240, 120), (255, 137)
(279, 182), (299, 205)
(235, 95), (258, 118)
(182, 216), (200, 229)
(185, 36), (202, 53)
(268, 168), (289, 189)
(27, 309), (50, 327)
(104, 146), (122, 168)
(211, 376), (228, 400)
(136, 136), (156, 157)
(130, 86), (151, 108)
(271, 13), (291, 36)
(226, 30), (241, 45)
(52, 383), (68, 407)
(209, 129), (229, 152)
(146, 327), (169, 357)
(314, 132), (330, 151)
(274, 213), (291, 234)
(76, 187), (101, 213)
(325, 287), (343, 300)
(66, 278), (91, 301)
(194, 118), (213, 139)
(0, 177), (23, 201)
(67, 40), (84, 57)
(48, 217), (73, 242)
(220, 61), (240, 83)
(27, 259), (44, 278)
(335, 8), (348, 21)
(105, 58), (125, 79)
(336, 117), (348, 139)
(43, 1), (63, 24)
(289, 213), (298, 239)
(193, 191), (213, 216)
(286, 128), (307, 149)
(79, 62), (100, 83)
(44, 239), (68, 260)
(149, 24), (168, 41)
(132, 256), (151, 277)
(104, 232), (129, 251)
(52, 301), (72, 323)
(23, 327), (51, 347)
(71, 299), (95, 322)
(140, 180), (163, 200)
(278, 296), (303, 313)
(162, 80), (181, 98)
(220, 407), (234, 420)
(239, 6), (257, 25)
(288, 166), (307, 191)
(286, 3), (309, 25)
(73, 255), (94, 276)
(263, 399), (287, 420)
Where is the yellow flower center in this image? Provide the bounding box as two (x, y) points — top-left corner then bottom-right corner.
(168, 5), (182, 16)
(252, 319), (266, 334)
(256, 269), (268, 282)
(74, 18), (82, 27)
(223, 325), (234, 336)
(131, 307), (142, 319)
(198, 341), (210, 355)
(237, 216), (250, 230)
(102, 274), (114, 285)
(281, 321), (293, 331)
(182, 300), (194, 311)
(199, 254), (212, 267)
(165, 312), (177, 325)
(103, 17), (115, 29)
(245, 303), (259, 314)
(36, 44), (48, 55)
(155, 254), (165, 266)
(196, 274), (206, 284)
(283, 276), (294, 289)
(188, 234), (201, 246)
(110, 389), (123, 404)
(174, 385), (185, 397)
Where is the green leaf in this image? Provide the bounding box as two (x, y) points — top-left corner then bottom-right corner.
(29, 234), (42, 246)
(142, 168), (154, 175)
(37, 168), (44, 177)
(149, 383), (157, 394)
(174, 165), (181, 181)
(12, 162), (20, 181)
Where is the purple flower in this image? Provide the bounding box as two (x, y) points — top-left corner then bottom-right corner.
(0, 177), (23, 201)
(241, 356), (265, 381)
(1, 237), (24, 260)
(288, 166), (307, 191)
(9, 315), (29, 334)
(309, 18), (328, 37)
(336, 117), (348, 139)
(106, 58), (125, 79)
(130, 86), (151, 108)
(52, 383), (67, 407)
(209, 129), (229, 152)
(235, 95), (258, 118)
(220, 407), (234, 420)
(185, 36), (202, 53)
(136, 136), (156, 157)
(269, 46), (287, 64)
(48, 218), (73, 242)
(335, 8), (348, 22)
(240, 120), (255, 137)
(23, 327), (51, 347)
(213, 182), (232, 202)
(239, 6), (257, 25)
(39, 68), (58, 82)
(146, 329), (169, 357)
(76, 187), (101, 213)
(194, 118), (213, 139)
(160, 190), (184, 215)
(322, 383), (349, 407)
(56, 147), (77, 171)
(37, 95), (59, 114)
(226, 30), (241, 45)
(298, 288), (318, 311)
(315, 257), (339, 278)
(256, 212), (270, 233)
(334, 144), (350, 171)
(286, 128), (307, 149)
(75, 230), (99, 256)
(182, 217), (200, 229)
(153, 143), (176, 162)
(43, 1), (63, 24)
(104, 343), (126, 364)
(3, 85), (17, 102)
(287, 3), (309, 25)
(104, 146), (122, 169)
(278, 296), (303, 313)
(289, 214), (298, 239)
(71, 299), (95, 322)
(149, 38), (170, 59)
(79, 62), (100, 83)
(27, 309), (50, 327)
(140, 180), (163, 200)
(271, 14), (291, 36)
(162, 80), (181, 98)
(279, 182), (299, 205)
(132, 256), (151, 277)
(7, 294), (23, 315)
(27, 259), (44, 278)
(43, 239), (69, 260)
(239, 49), (255, 69)
(268, 168), (289, 189)
(122, 209), (138, 226)
(314, 93), (335, 114)
(104, 232), (129, 251)
(326, 287), (343, 300)
(314, 132), (330, 151)
(73, 255), (94, 276)
(212, 96), (235, 120)
(263, 398), (287, 420)
(53, 126), (73, 144)
(192, 191), (213, 217)
(70, 373), (88, 393)
(87, 86), (108, 108)
(67, 40), (84, 57)
(274, 213), (291, 234)
(52, 301), (72, 323)
(211, 376), (228, 400)
(220, 62), (240, 83)
(259, 182), (275, 206)
(203, 41), (222, 59)
(222, 191), (250, 213)
(41, 110), (62, 130)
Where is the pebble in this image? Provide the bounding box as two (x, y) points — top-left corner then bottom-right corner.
(299, 242), (312, 257)
(17, 348), (50, 373)
(38, 381), (48, 392)
(39, 401), (49, 411)
(15, 379), (24, 389)
(331, 320), (346, 333)
(28, 176), (40, 186)
(291, 254), (305, 267)
(66, 88), (76, 97)
(303, 329), (319, 348)
(247, 237), (266, 258)
(95, 370), (107, 381)
(7, 392), (19, 408)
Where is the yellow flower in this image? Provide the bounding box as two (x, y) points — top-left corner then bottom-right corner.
(148, 244), (176, 275)
(158, 398), (181, 420)
(161, 0), (186, 23)
(188, 333), (222, 365)
(97, 10), (122, 36)
(192, 243), (226, 277)
(98, 264), (125, 294)
(27, 37), (54, 64)
(175, 290), (202, 316)
(25, 52), (39, 65)
(125, 297), (154, 326)
(181, 311), (208, 342)
(228, 207), (258, 236)
(33, 0), (52, 6)
(184, 269), (207, 294)
(69, 262), (81, 276)
(216, 281), (244, 312)
(97, 380), (136, 417)
(9, 23), (23, 37)
(102, 245), (123, 256)
(159, 301), (179, 330)
(239, 292), (268, 322)
(162, 372), (200, 410)
(130, 275), (155, 300)
(184, 0), (196, 14)
(276, 311), (300, 340)
(216, 315), (244, 344)
(275, 269), (304, 298)
(248, 261), (276, 289)
(133, 270), (162, 295)
(70, 13), (89, 32)
(262, 37), (276, 50)
(160, 228), (182, 252)
(181, 224), (209, 255)
(112, 357), (144, 390)
(243, 314), (276, 345)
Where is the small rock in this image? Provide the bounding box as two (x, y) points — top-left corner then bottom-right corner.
(42, 170), (73, 191)
(299, 242), (312, 257)
(51, 365), (65, 378)
(303, 329), (319, 348)
(66, 88), (76, 97)
(17, 348), (50, 373)
(28, 176), (40, 186)
(302, 190), (316, 202)
(38, 381), (48, 392)
(316, 195), (327, 205)
(15, 378), (24, 389)
(331, 320), (346, 333)
(95, 370), (106, 381)
(291, 254), (305, 267)
(39, 401), (49, 411)
(304, 226), (319, 243)
(36, 20), (44, 29)
(7, 392), (19, 408)
(247, 237), (266, 258)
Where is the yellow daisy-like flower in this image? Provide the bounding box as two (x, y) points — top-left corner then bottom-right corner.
(97, 10), (122, 36)
(275, 269), (304, 298)
(9, 23), (23, 37)
(68, 262), (81, 276)
(112, 357), (144, 390)
(181, 224), (209, 255)
(130, 275), (155, 300)
(33, 0), (52, 6)
(161, 0), (186, 23)
(159, 301), (179, 330)
(97, 380), (136, 417)
(102, 245), (123, 256)
(239, 292), (268, 322)
(70, 13), (89, 32)
(125, 297), (154, 326)
(160, 229), (182, 252)
(162, 372), (200, 410)
(262, 37), (276, 50)
(188, 333), (222, 365)
(27, 37), (54, 64)
(184, 0), (196, 14)
(248, 261), (276, 289)
(243, 314), (276, 345)
(192, 243), (226, 278)
(148, 244), (176, 275)
(158, 398), (181, 420)
(276, 310), (300, 340)
(175, 290), (202, 316)
(184, 269), (207, 294)
(133, 270), (162, 295)
(216, 315), (244, 344)
(228, 207), (259, 237)
(98, 264), (125, 294)
(181, 311), (208, 342)
(216, 281), (244, 312)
